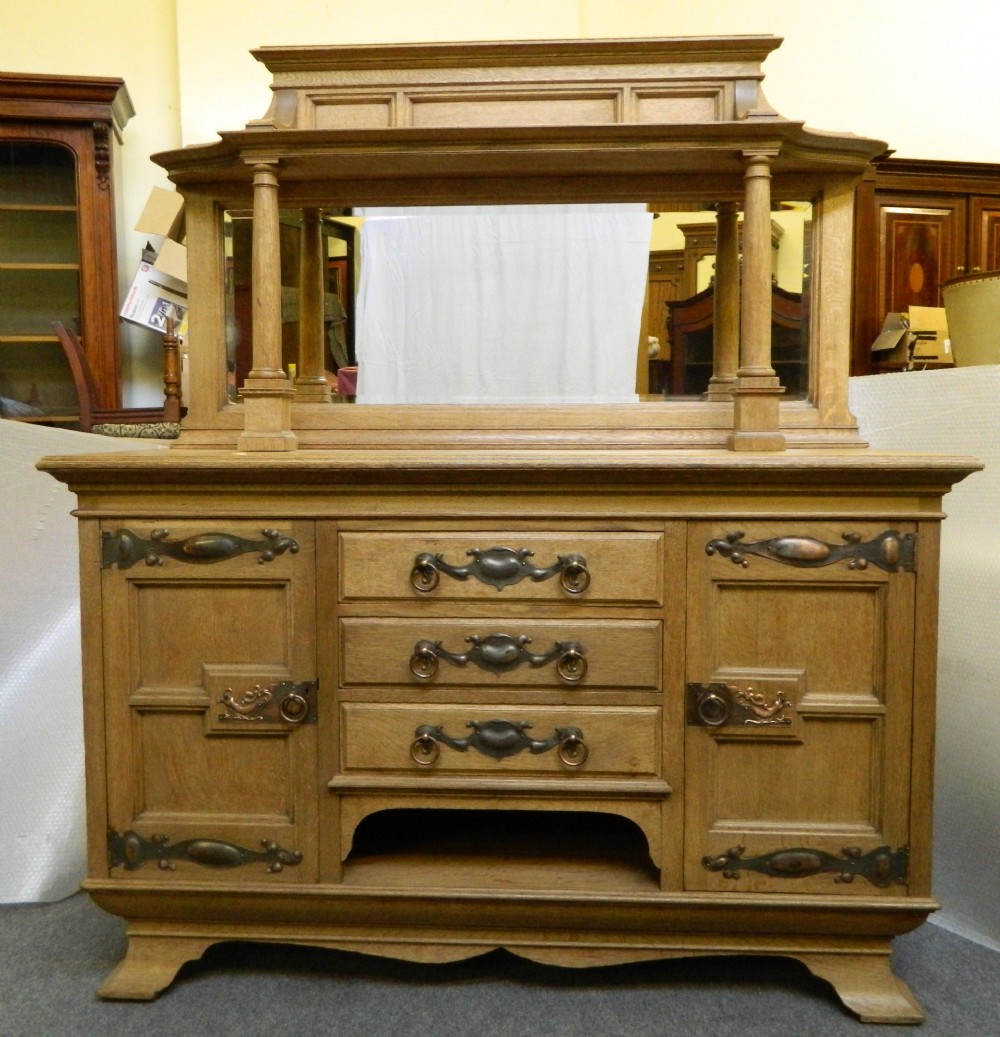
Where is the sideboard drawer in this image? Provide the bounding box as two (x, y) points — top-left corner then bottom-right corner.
(340, 617), (662, 690)
(340, 703), (662, 778)
(339, 531), (664, 604)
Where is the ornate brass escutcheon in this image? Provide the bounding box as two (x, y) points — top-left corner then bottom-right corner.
(410, 719), (588, 767)
(410, 546), (590, 593)
(409, 634), (587, 683)
(217, 679), (318, 724)
(108, 829), (303, 873)
(702, 843), (908, 888)
(705, 529), (916, 572)
(102, 527), (299, 569)
(688, 682), (793, 729)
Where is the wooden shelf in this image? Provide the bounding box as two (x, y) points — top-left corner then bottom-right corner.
(342, 809), (661, 893)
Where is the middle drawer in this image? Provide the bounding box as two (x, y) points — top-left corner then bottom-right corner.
(340, 618), (662, 691)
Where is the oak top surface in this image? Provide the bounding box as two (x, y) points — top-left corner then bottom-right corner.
(36, 447), (982, 489)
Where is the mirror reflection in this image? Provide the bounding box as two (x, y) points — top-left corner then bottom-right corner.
(223, 202), (812, 405)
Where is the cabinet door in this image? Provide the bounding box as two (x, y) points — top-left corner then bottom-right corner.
(970, 196), (1000, 273)
(98, 520), (318, 883)
(876, 195), (967, 315)
(684, 521), (917, 896)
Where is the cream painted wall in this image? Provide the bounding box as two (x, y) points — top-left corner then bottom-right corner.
(171, 0), (1000, 161)
(1, 1), (182, 403)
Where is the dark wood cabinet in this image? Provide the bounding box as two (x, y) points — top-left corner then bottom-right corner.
(667, 283), (805, 396)
(0, 72), (133, 417)
(852, 157), (1000, 375)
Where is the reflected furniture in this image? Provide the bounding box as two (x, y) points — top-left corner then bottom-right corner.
(0, 72), (132, 420)
(667, 283), (805, 396)
(39, 37), (980, 1022)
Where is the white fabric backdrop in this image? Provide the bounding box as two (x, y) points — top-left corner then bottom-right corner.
(850, 367), (1000, 952)
(0, 420), (164, 903)
(354, 205), (653, 405)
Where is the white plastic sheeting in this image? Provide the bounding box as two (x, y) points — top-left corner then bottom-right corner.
(850, 366), (1000, 951)
(353, 205), (653, 405)
(0, 420), (164, 903)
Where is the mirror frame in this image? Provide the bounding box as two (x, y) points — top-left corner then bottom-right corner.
(153, 36), (886, 451)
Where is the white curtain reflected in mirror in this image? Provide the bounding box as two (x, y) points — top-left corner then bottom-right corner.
(353, 204), (652, 405)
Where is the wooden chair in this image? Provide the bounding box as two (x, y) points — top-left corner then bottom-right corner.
(51, 321), (183, 437)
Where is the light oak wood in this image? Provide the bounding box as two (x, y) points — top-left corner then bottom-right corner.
(149, 35), (886, 451)
(36, 35), (984, 1024)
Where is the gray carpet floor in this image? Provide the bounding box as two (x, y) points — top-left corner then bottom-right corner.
(1, 892), (998, 1036)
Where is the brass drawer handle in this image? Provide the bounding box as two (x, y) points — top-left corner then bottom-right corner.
(410, 547), (589, 593)
(702, 843), (908, 888)
(409, 634), (587, 683)
(410, 719), (587, 766)
(102, 527), (299, 569)
(705, 530), (915, 572)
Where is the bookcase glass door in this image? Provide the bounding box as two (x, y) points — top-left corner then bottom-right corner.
(0, 141), (81, 422)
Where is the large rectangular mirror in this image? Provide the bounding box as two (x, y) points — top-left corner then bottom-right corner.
(222, 201), (812, 406)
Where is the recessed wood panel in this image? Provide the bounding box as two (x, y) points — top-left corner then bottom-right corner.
(634, 91), (720, 124)
(136, 711), (291, 821)
(710, 717), (878, 827)
(313, 99), (394, 129)
(135, 582), (291, 687)
(409, 92), (620, 128)
(714, 583), (882, 698)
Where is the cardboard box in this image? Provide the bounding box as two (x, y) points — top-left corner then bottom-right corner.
(870, 313), (912, 364)
(908, 305), (953, 364)
(120, 261), (188, 335)
(153, 237), (188, 283)
(135, 186), (185, 241)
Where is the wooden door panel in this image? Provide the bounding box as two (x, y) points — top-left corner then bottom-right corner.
(971, 198), (1000, 273)
(714, 582), (880, 697)
(135, 581), (292, 686)
(684, 522), (915, 896)
(100, 520), (318, 883)
(877, 198), (966, 316)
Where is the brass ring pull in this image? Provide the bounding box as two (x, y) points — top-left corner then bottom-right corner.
(698, 691), (731, 727)
(558, 732), (589, 767)
(410, 732), (440, 766)
(559, 556), (591, 595)
(556, 647), (588, 683)
(409, 643), (440, 680)
(278, 692), (309, 723)
(410, 556), (440, 593)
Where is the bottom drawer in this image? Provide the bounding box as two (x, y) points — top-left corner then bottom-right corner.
(341, 703), (661, 777)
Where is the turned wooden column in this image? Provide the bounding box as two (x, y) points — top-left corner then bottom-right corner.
(706, 201), (740, 401)
(294, 207), (333, 403)
(728, 151), (785, 451)
(237, 161), (297, 451)
(161, 317), (182, 423)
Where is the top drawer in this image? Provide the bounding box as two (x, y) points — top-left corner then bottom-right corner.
(339, 531), (663, 605)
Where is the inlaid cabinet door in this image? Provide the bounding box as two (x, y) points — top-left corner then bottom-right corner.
(876, 195), (967, 315)
(97, 520), (318, 883)
(683, 521), (917, 896)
